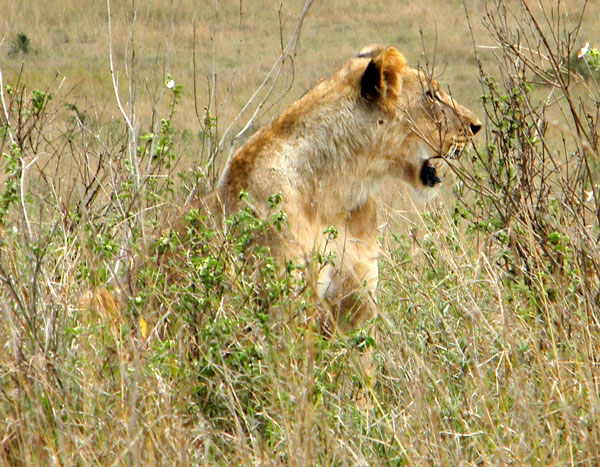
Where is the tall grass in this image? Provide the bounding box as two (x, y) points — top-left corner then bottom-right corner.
(1, 0), (599, 464)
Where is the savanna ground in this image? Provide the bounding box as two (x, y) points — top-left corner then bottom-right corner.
(1, 0), (599, 464)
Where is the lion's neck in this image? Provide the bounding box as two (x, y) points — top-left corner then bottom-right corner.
(294, 118), (396, 215)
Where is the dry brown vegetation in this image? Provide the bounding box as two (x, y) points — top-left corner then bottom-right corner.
(1, 0), (600, 464)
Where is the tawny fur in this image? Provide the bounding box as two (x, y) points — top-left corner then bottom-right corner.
(218, 44), (481, 331)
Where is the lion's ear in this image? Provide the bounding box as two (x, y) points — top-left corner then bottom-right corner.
(360, 46), (406, 102)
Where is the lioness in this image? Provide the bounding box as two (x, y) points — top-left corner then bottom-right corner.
(218, 44), (481, 333)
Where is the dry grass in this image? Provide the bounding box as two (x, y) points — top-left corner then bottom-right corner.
(2, 0), (598, 147)
(1, 0), (600, 465)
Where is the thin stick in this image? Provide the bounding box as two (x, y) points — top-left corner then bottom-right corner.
(107, 0), (139, 191)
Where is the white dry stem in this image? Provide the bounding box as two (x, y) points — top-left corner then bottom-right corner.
(107, 0), (139, 282)
(0, 64), (35, 241)
(107, 0), (138, 183)
(0, 68), (15, 147)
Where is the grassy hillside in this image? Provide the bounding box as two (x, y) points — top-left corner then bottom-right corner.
(1, 0), (599, 464)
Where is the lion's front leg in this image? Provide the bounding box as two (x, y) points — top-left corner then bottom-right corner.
(315, 256), (379, 331)
(335, 243), (380, 330)
(335, 276), (378, 332)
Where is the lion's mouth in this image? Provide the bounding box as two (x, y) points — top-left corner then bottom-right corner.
(420, 159), (441, 187)
(420, 144), (466, 187)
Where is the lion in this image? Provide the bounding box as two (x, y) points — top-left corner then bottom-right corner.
(218, 44), (481, 336)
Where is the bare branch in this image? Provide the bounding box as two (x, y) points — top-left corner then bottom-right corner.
(211, 0), (314, 173)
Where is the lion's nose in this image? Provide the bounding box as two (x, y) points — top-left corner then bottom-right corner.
(470, 121), (482, 135)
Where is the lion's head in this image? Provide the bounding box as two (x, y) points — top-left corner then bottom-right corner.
(357, 44), (481, 200)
